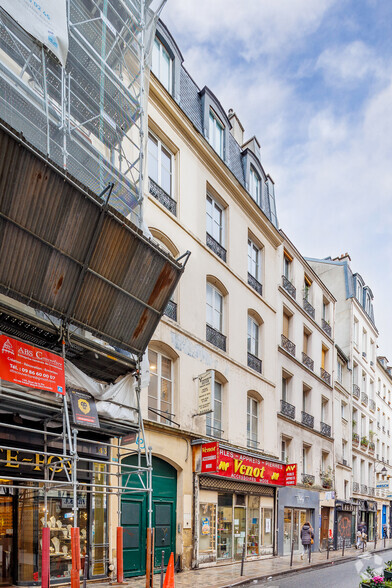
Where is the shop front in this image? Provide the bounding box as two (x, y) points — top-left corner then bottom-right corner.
(357, 499), (377, 541)
(333, 500), (356, 549)
(277, 487), (320, 555)
(194, 443), (296, 566)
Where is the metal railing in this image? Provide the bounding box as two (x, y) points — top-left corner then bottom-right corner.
(303, 298), (315, 319)
(247, 352), (262, 374)
(321, 318), (332, 337)
(206, 324), (226, 351)
(280, 399), (295, 420)
(247, 273), (262, 296)
(320, 422), (331, 437)
(353, 482), (360, 493)
(320, 368), (331, 386)
(163, 299), (177, 321)
(369, 399), (376, 412)
(302, 473), (315, 486)
(353, 384), (360, 399)
(361, 484), (368, 495)
(302, 351), (314, 371)
(361, 392), (368, 406)
(282, 275), (296, 299)
(281, 334), (296, 356)
(149, 178), (177, 215)
(301, 411), (314, 429)
(206, 233), (227, 262)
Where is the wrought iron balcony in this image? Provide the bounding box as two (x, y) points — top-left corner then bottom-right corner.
(321, 318), (332, 337)
(368, 487), (375, 496)
(361, 392), (368, 406)
(353, 384), (360, 400)
(361, 484), (368, 495)
(248, 272), (262, 296)
(281, 334), (296, 357)
(247, 352), (262, 374)
(352, 432), (359, 445)
(320, 368), (331, 386)
(303, 298), (315, 319)
(353, 482), (360, 493)
(280, 399), (295, 420)
(342, 459), (348, 467)
(302, 473), (315, 486)
(206, 232), (226, 262)
(301, 411), (314, 429)
(163, 299), (177, 321)
(206, 324), (226, 351)
(320, 422), (331, 437)
(369, 399), (376, 412)
(302, 351), (314, 371)
(282, 275), (296, 299)
(149, 177), (177, 215)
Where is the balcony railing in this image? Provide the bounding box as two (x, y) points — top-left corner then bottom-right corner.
(302, 473), (315, 486)
(361, 484), (368, 495)
(281, 334), (296, 357)
(247, 352), (262, 374)
(247, 437), (259, 450)
(320, 422), (331, 437)
(163, 299), (177, 321)
(206, 232), (227, 262)
(320, 368), (331, 386)
(361, 391), (368, 406)
(353, 482), (360, 493)
(303, 298), (315, 319)
(206, 324), (226, 351)
(282, 275), (296, 299)
(368, 487), (375, 496)
(302, 351), (314, 371)
(369, 399), (376, 412)
(352, 432), (359, 446)
(321, 318), (332, 337)
(149, 178), (177, 215)
(342, 459), (348, 467)
(353, 384), (360, 400)
(248, 272), (262, 296)
(280, 399), (295, 420)
(301, 411), (314, 429)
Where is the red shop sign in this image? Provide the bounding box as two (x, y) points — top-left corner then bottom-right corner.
(201, 442), (219, 473)
(0, 335), (65, 395)
(285, 463), (297, 486)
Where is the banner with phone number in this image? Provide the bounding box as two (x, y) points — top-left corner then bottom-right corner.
(0, 334), (65, 394)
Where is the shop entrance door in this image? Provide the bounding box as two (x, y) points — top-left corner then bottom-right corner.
(0, 497), (13, 586)
(320, 507), (329, 549)
(233, 507), (246, 560)
(283, 508), (307, 555)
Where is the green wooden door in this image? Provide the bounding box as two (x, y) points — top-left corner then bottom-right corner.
(122, 456), (177, 577)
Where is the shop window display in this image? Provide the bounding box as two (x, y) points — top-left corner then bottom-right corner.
(247, 496), (260, 555)
(217, 494), (233, 559)
(199, 503), (216, 557)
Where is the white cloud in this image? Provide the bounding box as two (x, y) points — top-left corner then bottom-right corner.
(316, 40), (387, 84)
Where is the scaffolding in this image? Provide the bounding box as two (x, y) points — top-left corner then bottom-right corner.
(0, 0), (160, 224)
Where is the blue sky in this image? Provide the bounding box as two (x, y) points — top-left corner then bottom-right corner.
(162, 0), (392, 359)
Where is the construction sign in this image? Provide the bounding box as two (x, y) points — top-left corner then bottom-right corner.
(0, 334), (65, 394)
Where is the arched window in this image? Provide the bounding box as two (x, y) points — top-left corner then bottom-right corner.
(247, 391), (262, 449)
(206, 371), (227, 439)
(148, 345), (178, 425)
(149, 230), (179, 321)
(249, 166), (261, 206)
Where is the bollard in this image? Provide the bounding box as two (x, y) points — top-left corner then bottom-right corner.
(308, 543), (311, 564)
(327, 541), (330, 560)
(385, 535), (387, 549)
(290, 539), (294, 568)
(342, 539), (345, 557)
(363, 538), (365, 553)
(375, 534), (377, 550)
(160, 551), (165, 588)
(41, 527), (50, 588)
(71, 527), (81, 588)
(240, 542), (246, 576)
(117, 527), (124, 584)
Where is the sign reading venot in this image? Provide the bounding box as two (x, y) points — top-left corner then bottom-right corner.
(199, 443), (297, 487)
(0, 335), (65, 395)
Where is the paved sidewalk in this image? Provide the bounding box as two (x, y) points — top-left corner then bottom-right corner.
(60, 539), (392, 588)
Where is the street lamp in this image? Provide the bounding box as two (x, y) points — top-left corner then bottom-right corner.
(381, 466), (387, 478)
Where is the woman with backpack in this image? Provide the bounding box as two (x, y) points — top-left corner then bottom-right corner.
(300, 521), (314, 559)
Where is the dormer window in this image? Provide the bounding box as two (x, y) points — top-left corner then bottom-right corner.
(355, 277), (363, 304)
(152, 37), (172, 93)
(209, 109), (224, 158)
(250, 167), (261, 206)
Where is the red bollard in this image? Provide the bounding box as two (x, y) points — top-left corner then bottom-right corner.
(117, 527), (124, 584)
(41, 527), (50, 588)
(71, 527), (81, 588)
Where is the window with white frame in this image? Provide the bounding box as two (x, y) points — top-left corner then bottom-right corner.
(248, 239), (261, 282)
(342, 440), (347, 461)
(208, 109), (224, 157)
(148, 349), (173, 424)
(247, 395), (258, 449)
(152, 37), (172, 93)
(281, 438), (289, 463)
(303, 445), (310, 474)
(206, 380), (223, 438)
(206, 194), (224, 246)
(341, 401), (347, 420)
(337, 359), (343, 384)
(206, 282), (223, 333)
(356, 279), (363, 303)
(247, 315), (259, 357)
(148, 133), (173, 197)
(353, 317), (359, 347)
(249, 167), (261, 206)
(283, 251), (292, 280)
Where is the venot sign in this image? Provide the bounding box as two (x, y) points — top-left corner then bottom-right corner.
(199, 443), (297, 487)
(0, 335), (65, 394)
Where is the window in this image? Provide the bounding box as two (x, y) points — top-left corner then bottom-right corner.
(342, 441), (347, 460)
(304, 275), (312, 301)
(283, 251), (292, 279)
(247, 395), (258, 449)
(341, 401), (347, 420)
(247, 316), (259, 357)
(321, 398), (328, 423)
(148, 133), (173, 197)
(206, 194), (224, 245)
(152, 37), (172, 93)
(302, 385), (311, 412)
(206, 380), (223, 438)
(302, 445), (310, 474)
(248, 239), (261, 282)
(321, 345), (328, 371)
(356, 278), (363, 304)
(282, 374), (290, 401)
(281, 438), (289, 463)
(209, 109), (224, 157)
(206, 282), (223, 333)
(321, 451), (328, 473)
(344, 480), (349, 499)
(148, 349), (173, 424)
(303, 328), (311, 356)
(353, 317), (359, 347)
(282, 309), (291, 339)
(337, 359), (343, 384)
(249, 167), (261, 206)
(362, 329), (367, 357)
(322, 300), (329, 321)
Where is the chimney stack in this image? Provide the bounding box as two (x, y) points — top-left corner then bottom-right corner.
(228, 108), (244, 146)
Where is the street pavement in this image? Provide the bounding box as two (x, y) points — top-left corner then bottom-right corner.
(257, 549), (392, 587)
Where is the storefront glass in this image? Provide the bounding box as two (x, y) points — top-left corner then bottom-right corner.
(233, 507), (246, 560)
(283, 508), (308, 554)
(262, 508), (273, 547)
(217, 494), (233, 559)
(0, 495), (13, 585)
(247, 496), (259, 556)
(91, 464), (107, 576)
(199, 503), (216, 557)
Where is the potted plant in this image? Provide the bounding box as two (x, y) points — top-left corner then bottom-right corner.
(321, 466), (334, 489)
(361, 436), (369, 448)
(360, 566), (392, 587)
(384, 561), (392, 580)
(353, 432), (360, 445)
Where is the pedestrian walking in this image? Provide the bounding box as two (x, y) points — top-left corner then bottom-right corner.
(300, 521), (314, 560)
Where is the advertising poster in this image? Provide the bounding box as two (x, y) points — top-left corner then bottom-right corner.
(69, 388), (100, 428)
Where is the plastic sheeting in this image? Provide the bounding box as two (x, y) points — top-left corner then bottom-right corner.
(64, 354), (150, 424)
